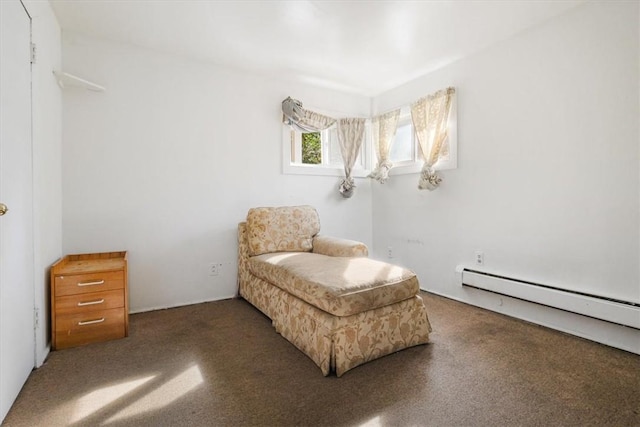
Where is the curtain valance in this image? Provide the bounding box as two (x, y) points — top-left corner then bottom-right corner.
(282, 97), (336, 133)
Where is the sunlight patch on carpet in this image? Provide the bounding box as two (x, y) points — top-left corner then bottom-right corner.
(71, 375), (155, 423)
(104, 364), (204, 424)
(359, 415), (382, 427)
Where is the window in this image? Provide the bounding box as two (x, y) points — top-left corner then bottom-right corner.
(283, 123), (371, 177)
(281, 91), (456, 178)
(289, 129), (342, 167)
(301, 132), (321, 164)
(384, 94), (458, 175)
(389, 111), (417, 165)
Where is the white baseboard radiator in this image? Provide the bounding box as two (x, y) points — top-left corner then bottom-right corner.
(459, 268), (640, 330)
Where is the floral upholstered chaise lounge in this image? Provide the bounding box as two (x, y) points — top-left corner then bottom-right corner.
(237, 205), (432, 376)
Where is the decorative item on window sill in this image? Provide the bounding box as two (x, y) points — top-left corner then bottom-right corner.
(419, 166), (443, 191)
(368, 160), (393, 184)
(339, 177), (355, 198)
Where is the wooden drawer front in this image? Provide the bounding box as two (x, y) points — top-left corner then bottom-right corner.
(55, 308), (125, 349)
(55, 271), (124, 296)
(55, 289), (124, 316)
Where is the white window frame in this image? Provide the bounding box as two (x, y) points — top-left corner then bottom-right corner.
(282, 121), (372, 177)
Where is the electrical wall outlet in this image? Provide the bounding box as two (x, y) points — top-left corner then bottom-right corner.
(387, 246), (394, 259)
(475, 251), (484, 266)
(208, 262), (222, 276)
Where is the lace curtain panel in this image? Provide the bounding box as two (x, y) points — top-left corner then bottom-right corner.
(410, 87), (455, 190)
(282, 96), (336, 132)
(369, 109), (400, 184)
(336, 118), (366, 198)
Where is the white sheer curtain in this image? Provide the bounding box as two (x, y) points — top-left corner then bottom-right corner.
(368, 109), (400, 184)
(282, 96), (335, 132)
(410, 87), (455, 190)
(336, 118), (366, 198)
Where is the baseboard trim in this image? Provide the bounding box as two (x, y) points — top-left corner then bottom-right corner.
(129, 294), (238, 314)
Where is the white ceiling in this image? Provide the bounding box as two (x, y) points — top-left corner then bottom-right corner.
(50, 0), (584, 96)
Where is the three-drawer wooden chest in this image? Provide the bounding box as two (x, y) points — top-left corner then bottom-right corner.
(51, 251), (129, 350)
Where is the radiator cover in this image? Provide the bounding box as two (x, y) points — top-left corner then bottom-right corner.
(459, 268), (640, 330)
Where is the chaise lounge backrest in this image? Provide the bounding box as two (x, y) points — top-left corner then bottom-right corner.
(245, 205), (321, 256)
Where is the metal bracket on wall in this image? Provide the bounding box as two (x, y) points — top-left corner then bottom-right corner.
(52, 70), (106, 92)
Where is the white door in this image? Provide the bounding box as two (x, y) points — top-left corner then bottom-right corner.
(0, 0), (35, 421)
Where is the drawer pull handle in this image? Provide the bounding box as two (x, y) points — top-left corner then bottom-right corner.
(78, 318), (105, 326)
(77, 299), (105, 307)
(77, 280), (105, 287)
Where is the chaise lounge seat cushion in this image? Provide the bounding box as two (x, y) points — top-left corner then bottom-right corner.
(248, 252), (420, 317)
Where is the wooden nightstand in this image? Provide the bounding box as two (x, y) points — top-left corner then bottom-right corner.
(50, 251), (129, 350)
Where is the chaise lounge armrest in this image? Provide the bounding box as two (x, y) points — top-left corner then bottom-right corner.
(312, 235), (368, 258)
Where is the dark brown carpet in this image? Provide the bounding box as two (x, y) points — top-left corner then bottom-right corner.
(3, 292), (639, 426)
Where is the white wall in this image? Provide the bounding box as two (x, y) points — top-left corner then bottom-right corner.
(22, 0), (63, 367)
(372, 1), (639, 352)
(61, 33), (373, 313)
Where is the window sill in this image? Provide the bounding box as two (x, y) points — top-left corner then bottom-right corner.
(388, 159), (456, 176)
(283, 162), (370, 178)
(389, 162), (422, 176)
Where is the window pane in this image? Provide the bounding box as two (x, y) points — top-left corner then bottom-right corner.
(301, 132), (322, 164)
(390, 123), (413, 162)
